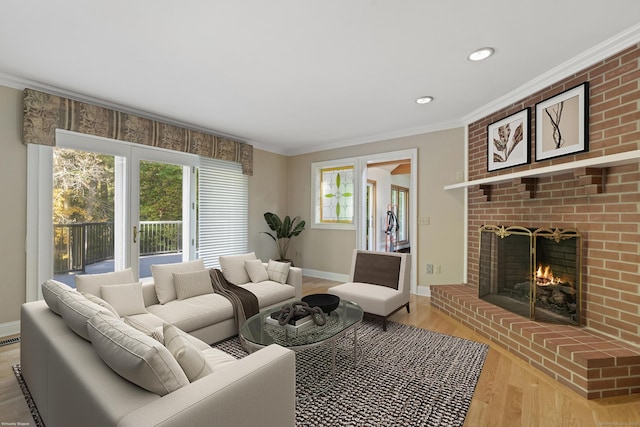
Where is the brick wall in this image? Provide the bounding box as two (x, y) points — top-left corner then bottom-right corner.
(467, 44), (640, 346)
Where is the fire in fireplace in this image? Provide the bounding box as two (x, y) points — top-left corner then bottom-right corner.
(478, 225), (582, 325)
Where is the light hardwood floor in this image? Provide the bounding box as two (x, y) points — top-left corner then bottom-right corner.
(2, 277), (639, 426)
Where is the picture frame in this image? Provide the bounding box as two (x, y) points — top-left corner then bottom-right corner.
(487, 108), (531, 172)
(535, 82), (589, 161)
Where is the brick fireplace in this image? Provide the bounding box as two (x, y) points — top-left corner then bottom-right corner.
(478, 225), (582, 326)
(432, 43), (640, 398)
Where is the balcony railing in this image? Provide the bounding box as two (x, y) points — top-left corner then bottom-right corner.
(54, 221), (182, 274)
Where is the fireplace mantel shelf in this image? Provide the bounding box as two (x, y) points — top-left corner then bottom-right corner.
(444, 149), (640, 190)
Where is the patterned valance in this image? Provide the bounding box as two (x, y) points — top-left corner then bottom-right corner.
(22, 88), (253, 175)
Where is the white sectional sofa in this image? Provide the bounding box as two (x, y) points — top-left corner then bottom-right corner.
(20, 254), (301, 427)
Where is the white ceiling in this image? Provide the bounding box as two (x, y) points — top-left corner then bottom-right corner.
(1, 1), (639, 155)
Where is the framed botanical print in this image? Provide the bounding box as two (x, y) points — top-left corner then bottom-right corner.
(487, 108), (531, 172)
(535, 82), (589, 161)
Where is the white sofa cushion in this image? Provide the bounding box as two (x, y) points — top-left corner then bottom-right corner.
(173, 270), (214, 300)
(58, 291), (117, 340)
(101, 283), (147, 316)
(219, 252), (257, 285)
(151, 259), (206, 304)
(41, 279), (73, 315)
(75, 268), (136, 298)
(146, 293), (234, 333)
(163, 324), (213, 382)
(244, 259), (269, 283)
(267, 259), (290, 284)
(238, 281), (296, 308)
(87, 312), (189, 396)
(82, 292), (119, 318)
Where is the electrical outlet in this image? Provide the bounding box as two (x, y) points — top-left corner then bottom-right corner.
(418, 217), (430, 225)
(434, 265), (441, 274)
(426, 264), (433, 274)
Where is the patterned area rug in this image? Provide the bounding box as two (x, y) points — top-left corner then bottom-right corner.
(12, 320), (488, 427)
(216, 319), (489, 427)
(12, 364), (45, 427)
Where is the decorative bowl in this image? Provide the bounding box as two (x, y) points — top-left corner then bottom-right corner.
(302, 293), (340, 314)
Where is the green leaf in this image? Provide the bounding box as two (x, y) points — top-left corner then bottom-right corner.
(324, 194), (335, 198)
(336, 173), (341, 187)
(342, 192), (353, 197)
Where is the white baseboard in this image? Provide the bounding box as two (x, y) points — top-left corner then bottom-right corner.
(415, 285), (431, 297)
(302, 268), (349, 283)
(0, 321), (20, 338)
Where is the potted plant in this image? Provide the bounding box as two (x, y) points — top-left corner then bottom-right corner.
(261, 212), (306, 263)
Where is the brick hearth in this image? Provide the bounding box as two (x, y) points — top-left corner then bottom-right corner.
(431, 285), (640, 399)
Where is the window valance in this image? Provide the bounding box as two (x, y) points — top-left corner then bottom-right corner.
(22, 88), (253, 175)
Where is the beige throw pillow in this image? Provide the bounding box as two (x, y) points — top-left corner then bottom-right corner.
(172, 270), (213, 300)
(163, 324), (213, 382)
(244, 259), (269, 283)
(267, 259), (291, 284)
(57, 291), (117, 341)
(88, 313), (189, 396)
(219, 252), (257, 285)
(41, 279), (73, 315)
(101, 283), (147, 317)
(151, 259), (206, 304)
(82, 292), (120, 318)
(75, 268), (135, 298)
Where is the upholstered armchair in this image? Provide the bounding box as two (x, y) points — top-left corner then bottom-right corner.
(328, 249), (411, 330)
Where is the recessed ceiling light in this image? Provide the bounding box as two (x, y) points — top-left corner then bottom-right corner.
(468, 47), (495, 62)
(415, 96), (434, 104)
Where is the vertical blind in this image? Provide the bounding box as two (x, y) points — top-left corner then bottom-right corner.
(197, 157), (248, 268)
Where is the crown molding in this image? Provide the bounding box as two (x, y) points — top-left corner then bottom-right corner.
(462, 22), (640, 125)
(285, 119), (463, 156)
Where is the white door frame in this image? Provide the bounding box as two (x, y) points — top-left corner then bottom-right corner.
(355, 148), (418, 294)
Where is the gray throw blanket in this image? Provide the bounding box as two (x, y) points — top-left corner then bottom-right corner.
(209, 269), (260, 332)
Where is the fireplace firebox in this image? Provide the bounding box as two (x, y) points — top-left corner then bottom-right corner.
(478, 225), (582, 325)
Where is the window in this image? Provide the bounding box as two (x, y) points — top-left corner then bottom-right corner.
(197, 157), (248, 268)
(311, 159), (356, 229)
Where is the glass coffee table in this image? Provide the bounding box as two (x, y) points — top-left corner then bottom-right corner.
(240, 299), (364, 382)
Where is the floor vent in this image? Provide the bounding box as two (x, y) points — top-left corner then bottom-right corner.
(0, 336), (21, 347)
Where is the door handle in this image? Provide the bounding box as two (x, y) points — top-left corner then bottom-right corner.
(133, 226), (138, 243)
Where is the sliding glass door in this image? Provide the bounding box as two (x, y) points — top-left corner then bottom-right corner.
(44, 131), (196, 287)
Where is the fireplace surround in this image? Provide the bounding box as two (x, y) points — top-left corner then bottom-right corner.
(479, 225), (582, 325)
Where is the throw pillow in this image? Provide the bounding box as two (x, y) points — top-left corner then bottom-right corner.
(267, 259), (291, 284)
(163, 324), (213, 382)
(151, 259), (206, 304)
(172, 270), (214, 300)
(82, 292), (119, 318)
(87, 312), (189, 396)
(201, 348), (237, 373)
(101, 283), (147, 317)
(57, 291), (117, 340)
(244, 259), (269, 283)
(218, 252), (257, 285)
(75, 268), (135, 298)
(123, 313), (165, 337)
(41, 279), (73, 315)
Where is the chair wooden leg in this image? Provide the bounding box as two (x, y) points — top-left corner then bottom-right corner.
(382, 318), (387, 331)
(405, 303), (410, 314)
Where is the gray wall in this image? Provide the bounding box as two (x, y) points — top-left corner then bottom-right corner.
(286, 128), (466, 290)
(0, 86), (28, 327)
